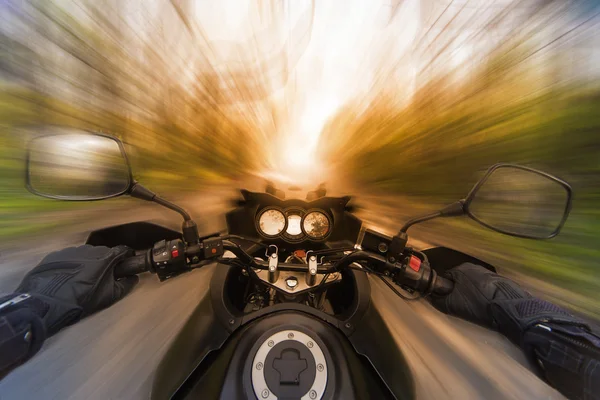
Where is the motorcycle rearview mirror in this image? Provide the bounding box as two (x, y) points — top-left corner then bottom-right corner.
(26, 130), (199, 244)
(399, 163), (573, 240)
(462, 164), (572, 239)
(26, 131), (132, 200)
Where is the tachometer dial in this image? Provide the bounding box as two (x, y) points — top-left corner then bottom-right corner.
(258, 209), (286, 236)
(302, 211), (331, 239)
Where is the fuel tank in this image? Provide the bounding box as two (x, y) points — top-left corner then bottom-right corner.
(150, 264), (414, 400)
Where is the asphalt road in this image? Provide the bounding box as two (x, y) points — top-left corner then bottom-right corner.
(0, 185), (565, 399)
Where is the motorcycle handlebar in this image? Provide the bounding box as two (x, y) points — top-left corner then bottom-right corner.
(111, 239), (455, 297)
(224, 244), (454, 296)
(114, 251), (151, 279)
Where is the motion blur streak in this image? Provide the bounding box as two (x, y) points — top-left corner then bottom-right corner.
(1, 0), (600, 309)
(1, 0), (600, 397)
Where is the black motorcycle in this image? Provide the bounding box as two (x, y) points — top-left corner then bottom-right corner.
(25, 130), (573, 400)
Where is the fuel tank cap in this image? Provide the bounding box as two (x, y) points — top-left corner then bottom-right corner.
(251, 330), (328, 399)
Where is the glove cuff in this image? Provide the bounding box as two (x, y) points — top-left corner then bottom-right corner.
(0, 299), (47, 378)
(490, 298), (589, 345)
(12, 293), (83, 337)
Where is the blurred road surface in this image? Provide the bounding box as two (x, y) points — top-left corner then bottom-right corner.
(0, 184), (565, 399)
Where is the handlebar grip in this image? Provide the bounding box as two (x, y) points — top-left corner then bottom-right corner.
(114, 252), (150, 279)
(432, 273), (454, 295)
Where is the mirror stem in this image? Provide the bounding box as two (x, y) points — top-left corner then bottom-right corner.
(130, 183), (199, 243)
(130, 183), (191, 220)
(399, 201), (465, 233)
(399, 212), (442, 233)
(153, 196), (192, 221)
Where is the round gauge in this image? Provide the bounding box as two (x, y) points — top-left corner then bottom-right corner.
(257, 208), (286, 237)
(280, 208), (306, 242)
(286, 214), (302, 236)
(302, 211), (331, 239)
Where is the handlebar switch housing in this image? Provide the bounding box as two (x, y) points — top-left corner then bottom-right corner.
(203, 237), (224, 259)
(392, 255), (432, 292)
(361, 229), (407, 263)
(153, 239), (187, 281)
(387, 233), (408, 264)
(361, 229), (392, 255)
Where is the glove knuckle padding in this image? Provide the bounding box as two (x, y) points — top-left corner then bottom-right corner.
(492, 298), (586, 344)
(16, 262), (82, 297)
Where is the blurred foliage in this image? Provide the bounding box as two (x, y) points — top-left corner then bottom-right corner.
(320, 2), (600, 317)
(0, 0), (287, 236)
(1, 0), (600, 320)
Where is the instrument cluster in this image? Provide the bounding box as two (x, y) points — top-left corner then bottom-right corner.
(256, 206), (332, 242)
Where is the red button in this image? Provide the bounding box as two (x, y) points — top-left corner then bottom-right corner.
(171, 249), (179, 258)
(409, 256), (421, 272)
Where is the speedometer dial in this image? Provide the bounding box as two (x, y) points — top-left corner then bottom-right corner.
(303, 211), (331, 239)
(258, 209), (286, 236)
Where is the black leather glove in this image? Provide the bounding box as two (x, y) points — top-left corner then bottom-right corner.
(15, 245), (139, 335)
(0, 245), (138, 380)
(431, 263), (600, 400)
(430, 263), (588, 345)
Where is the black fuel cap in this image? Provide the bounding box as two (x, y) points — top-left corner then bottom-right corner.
(251, 330), (328, 400)
(264, 340), (316, 398)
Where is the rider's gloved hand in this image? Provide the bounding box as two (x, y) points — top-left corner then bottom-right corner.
(14, 245), (138, 335)
(430, 263), (600, 400)
(0, 245), (138, 379)
(430, 263), (588, 345)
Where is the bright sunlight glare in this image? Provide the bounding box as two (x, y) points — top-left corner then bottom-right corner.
(192, 0), (422, 182)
